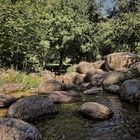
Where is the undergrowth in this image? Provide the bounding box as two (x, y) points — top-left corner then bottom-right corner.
(0, 69), (42, 92)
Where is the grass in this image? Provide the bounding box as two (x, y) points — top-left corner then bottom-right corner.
(0, 69), (43, 92)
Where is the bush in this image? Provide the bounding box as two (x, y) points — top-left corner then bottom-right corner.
(67, 65), (77, 73)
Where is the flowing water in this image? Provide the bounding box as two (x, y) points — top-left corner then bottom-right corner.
(0, 92), (140, 140)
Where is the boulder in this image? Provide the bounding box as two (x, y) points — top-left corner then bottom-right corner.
(83, 87), (103, 95)
(103, 71), (129, 87)
(0, 118), (42, 140)
(92, 60), (105, 69)
(64, 84), (78, 91)
(2, 83), (22, 94)
(73, 74), (85, 85)
(105, 52), (137, 71)
(84, 69), (107, 86)
(40, 70), (55, 81)
(104, 85), (120, 94)
(76, 61), (95, 74)
(129, 62), (140, 77)
(38, 80), (65, 94)
(62, 72), (79, 84)
(55, 72), (85, 85)
(8, 95), (58, 121)
(47, 91), (74, 103)
(0, 94), (16, 108)
(120, 79), (140, 103)
(77, 102), (113, 120)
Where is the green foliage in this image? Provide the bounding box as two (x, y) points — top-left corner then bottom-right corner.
(0, 69), (42, 91)
(0, 0), (140, 72)
(67, 65), (77, 73)
(108, 0), (140, 52)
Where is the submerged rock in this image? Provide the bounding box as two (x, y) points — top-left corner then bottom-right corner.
(77, 102), (113, 120)
(8, 95), (58, 121)
(0, 94), (16, 108)
(0, 118), (42, 140)
(47, 91), (74, 103)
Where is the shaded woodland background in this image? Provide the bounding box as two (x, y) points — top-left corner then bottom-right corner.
(0, 0), (140, 72)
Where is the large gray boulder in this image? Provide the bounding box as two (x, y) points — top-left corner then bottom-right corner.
(8, 95), (58, 121)
(77, 102), (113, 120)
(0, 94), (16, 108)
(120, 79), (140, 103)
(105, 52), (137, 71)
(0, 118), (42, 140)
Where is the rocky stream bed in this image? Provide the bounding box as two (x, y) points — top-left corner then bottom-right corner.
(0, 91), (140, 140)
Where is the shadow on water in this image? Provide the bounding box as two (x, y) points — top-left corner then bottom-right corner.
(36, 92), (140, 140)
(0, 92), (139, 140)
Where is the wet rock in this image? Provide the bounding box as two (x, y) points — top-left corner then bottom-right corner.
(0, 118), (42, 140)
(76, 61), (95, 74)
(105, 52), (137, 71)
(104, 85), (120, 94)
(84, 69), (107, 86)
(0, 94), (16, 108)
(120, 79), (140, 103)
(83, 87), (103, 95)
(8, 95), (58, 121)
(77, 102), (113, 120)
(103, 71), (129, 87)
(80, 83), (91, 91)
(47, 91), (74, 103)
(38, 80), (65, 94)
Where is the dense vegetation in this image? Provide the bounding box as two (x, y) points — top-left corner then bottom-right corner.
(0, 0), (140, 72)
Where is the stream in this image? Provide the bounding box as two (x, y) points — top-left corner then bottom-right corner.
(0, 92), (140, 140)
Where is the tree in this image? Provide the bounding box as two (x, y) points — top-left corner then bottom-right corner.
(108, 0), (140, 52)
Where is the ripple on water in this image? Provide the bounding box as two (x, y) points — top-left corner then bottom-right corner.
(0, 92), (139, 140)
(35, 93), (140, 140)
